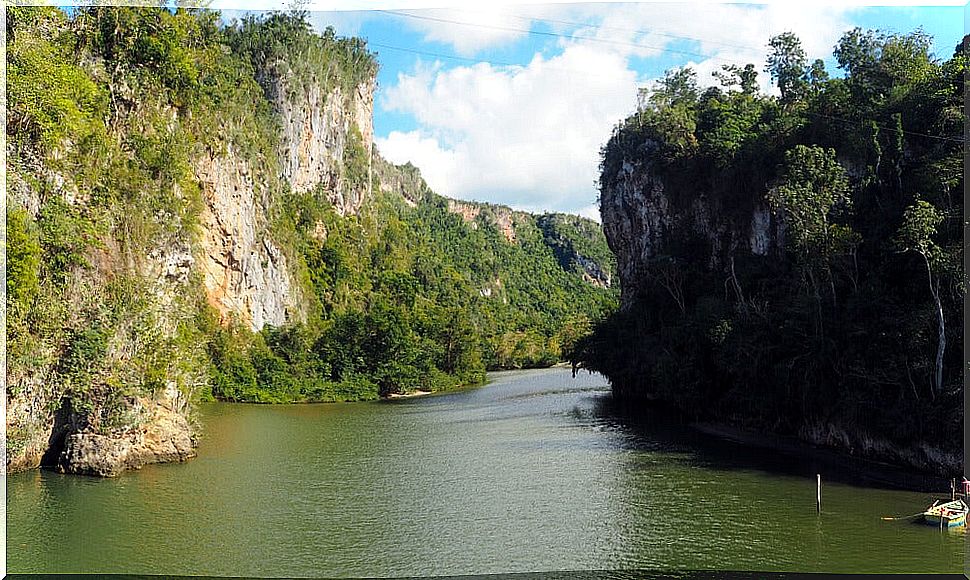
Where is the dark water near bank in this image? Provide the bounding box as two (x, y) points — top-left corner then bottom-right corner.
(7, 368), (966, 575)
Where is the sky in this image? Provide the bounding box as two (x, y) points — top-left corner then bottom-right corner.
(220, 2), (965, 221)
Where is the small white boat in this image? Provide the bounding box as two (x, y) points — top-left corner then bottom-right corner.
(923, 498), (968, 528)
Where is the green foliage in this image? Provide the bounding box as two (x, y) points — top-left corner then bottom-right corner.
(713, 64), (759, 95)
(7, 7), (107, 151)
(342, 128), (371, 189)
(895, 199), (942, 261)
(6, 208), (42, 313)
(582, 27), (964, 461)
(766, 32), (808, 103)
(769, 145), (852, 265)
(225, 11), (378, 99)
(7, 5), (616, 426)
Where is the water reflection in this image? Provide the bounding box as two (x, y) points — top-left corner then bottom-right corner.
(7, 368), (964, 575)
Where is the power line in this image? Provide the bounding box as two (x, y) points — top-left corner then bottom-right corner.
(367, 14), (963, 145)
(470, 8), (765, 55)
(375, 9), (743, 66)
(369, 41), (522, 68)
(368, 41), (641, 82)
(802, 110), (964, 144)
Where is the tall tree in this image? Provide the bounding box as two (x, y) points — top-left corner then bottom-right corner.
(895, 199), (946, 396)
(766, 32), (808, 103)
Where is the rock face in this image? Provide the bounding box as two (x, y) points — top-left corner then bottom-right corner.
(57, 387), (196, 477)
(600, 154), (784, 307)
(193, 69), (375, 331)
(373, 156), (430, 206)
(6, 45), (378, 477)
(446, 199), (518, 244)
(266, 71), (375, 215)
(575, 255), (612, 289)
(6, 373), (57, 473)
(193, 148), (305, 331)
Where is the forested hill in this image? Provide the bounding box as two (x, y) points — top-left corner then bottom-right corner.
(5, 7), (617, 476)
(572, 30), (965, 474)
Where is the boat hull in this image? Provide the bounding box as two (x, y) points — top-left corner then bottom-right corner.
(924, 513), (966, 528)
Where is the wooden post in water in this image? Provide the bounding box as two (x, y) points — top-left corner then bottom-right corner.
(816, 474), (821, 514)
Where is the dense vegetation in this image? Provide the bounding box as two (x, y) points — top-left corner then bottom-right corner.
(6, 3), (617, 443)
(573, 30), (965, 466)
(209, 185), (617, 403)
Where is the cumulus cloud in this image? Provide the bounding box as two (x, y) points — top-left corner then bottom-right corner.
(376, 3), (858, 216)
(377, 45), (638, 215)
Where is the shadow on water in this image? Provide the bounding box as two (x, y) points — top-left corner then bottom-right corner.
(586, 391), (949, 493)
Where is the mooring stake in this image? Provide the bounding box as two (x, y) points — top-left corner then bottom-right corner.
(816, 474), (821, 514)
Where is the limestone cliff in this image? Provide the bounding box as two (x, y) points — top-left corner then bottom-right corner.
(193, 147), (304, 331)
(266, 72), (375, 215)
(196, 57), (376, 330)
(5, 8), (378, 476)
(600, 151), (784, 307)
(588, 65), (963, 474)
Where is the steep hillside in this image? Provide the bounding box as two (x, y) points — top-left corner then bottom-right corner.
(5, 7), (617, 476)
(573, 31), (965, 474)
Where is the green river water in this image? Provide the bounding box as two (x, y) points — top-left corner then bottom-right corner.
(6, 367), (966, 575)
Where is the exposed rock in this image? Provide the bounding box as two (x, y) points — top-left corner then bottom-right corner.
(6, 373), (58, 473)
(373, 156), (430, 206)
(600, 155), (783, 306)
(193, 147), (305, 331)
(7, 20), (381, 478)
(798, 421), (961, 476)
(447, 199), (518, 244)
(58, 396), (196, 477)
(576, 255), (612, 289)
(267, 69), (375, 216)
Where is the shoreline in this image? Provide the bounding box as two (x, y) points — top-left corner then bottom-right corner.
(688, 420), (951, 493)
(598, 384), (956, 492)
(385, 390), (432, 399)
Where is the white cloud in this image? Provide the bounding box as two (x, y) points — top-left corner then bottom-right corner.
(576, 204), (602, 223)
(377, 45), (638, 215)
(542, 2), (856, 92)
(376, 3), (859, 216)
(376, 130), (461, 196)
(307, 10), (373, 37)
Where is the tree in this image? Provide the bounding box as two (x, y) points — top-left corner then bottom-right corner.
(648, 67), (699, 109)
(807, 59), (829, 91)
(834, 27), (881, 78)
(895, 199), (946, 396)
(768, 145), (854, 316)
(766, 32), (808, 103)
(713, 64), (759, 95)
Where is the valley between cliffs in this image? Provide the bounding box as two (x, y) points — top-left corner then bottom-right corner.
(6, 8), (617, 476)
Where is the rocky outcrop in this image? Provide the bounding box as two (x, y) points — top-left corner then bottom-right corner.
(6, 373), (58, 473)
(447, 199), (518, 244)
(7, 32), (381, 477)
(193, 148), (305, 331)
(57, 385), (196, 477)
(373, 156), (430, 206)
(575, 255), (612, 289)
(601, 156), (784, 306)
(264, 69), (375, 216)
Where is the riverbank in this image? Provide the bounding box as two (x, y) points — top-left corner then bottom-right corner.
(594, 388), (956, 492)
(689, 421), (952, 492)
(386, 390), (432, 399)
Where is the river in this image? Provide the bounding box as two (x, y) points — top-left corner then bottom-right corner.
(6, 368), (966, 575)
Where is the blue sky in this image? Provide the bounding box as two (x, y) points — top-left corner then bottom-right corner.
(220, 3), (965, 220)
